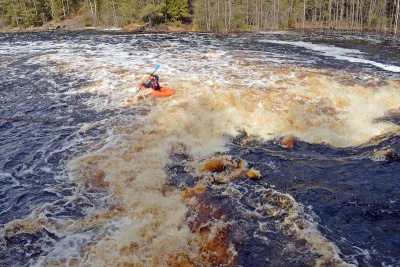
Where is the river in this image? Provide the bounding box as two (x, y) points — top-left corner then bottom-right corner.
(1, 30), (400, 266)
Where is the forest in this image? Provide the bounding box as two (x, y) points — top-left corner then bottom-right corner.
(0, 0), (399, 34)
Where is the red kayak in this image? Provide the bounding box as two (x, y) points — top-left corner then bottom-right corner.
(138, 83), (175, 97)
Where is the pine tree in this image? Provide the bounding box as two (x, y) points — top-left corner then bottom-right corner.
(166, 0), (190, 21)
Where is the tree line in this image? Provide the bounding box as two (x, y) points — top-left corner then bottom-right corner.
(0, 0), (191, 28)
(194, 0), (400, 34)
(0, 0), (399, 34)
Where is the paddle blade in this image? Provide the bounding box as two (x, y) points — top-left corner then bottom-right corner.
(154, 65), (160, 72)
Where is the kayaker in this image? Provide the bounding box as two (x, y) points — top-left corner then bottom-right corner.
(142, 75), (161, 91)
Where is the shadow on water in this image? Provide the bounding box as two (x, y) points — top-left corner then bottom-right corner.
(168, 131), (400, 266)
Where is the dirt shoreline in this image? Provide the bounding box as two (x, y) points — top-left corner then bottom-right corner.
(1, 15), (398, 35)
(0, 16), (198, 34)
(0, 25), (196, 34)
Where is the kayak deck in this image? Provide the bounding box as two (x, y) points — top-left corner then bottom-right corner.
(138, 83), (175, 97)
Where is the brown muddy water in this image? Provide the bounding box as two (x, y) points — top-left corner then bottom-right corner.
(1, 30), (400, 266)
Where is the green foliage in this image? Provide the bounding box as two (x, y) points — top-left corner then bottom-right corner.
(233, 10), (245, 29)
(288, 16), (295, 28)
(0, 0), (84, 28)
(166, 0), (190, 21)
(84, 15), (92, 26)
(0, 0), (399, 33)
(141, 3), (164, 24)
(116, 0), (142, 25)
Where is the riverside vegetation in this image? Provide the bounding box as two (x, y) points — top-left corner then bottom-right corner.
(0, 1), (399, 33)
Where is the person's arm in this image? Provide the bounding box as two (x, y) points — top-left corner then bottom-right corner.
(142, 81), (151, 88)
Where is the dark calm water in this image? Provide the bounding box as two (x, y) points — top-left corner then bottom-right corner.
(1, 30), (400, 266)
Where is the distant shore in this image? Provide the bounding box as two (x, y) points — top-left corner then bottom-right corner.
(1, 15), (399, 35)
(0, 16), (197, 34)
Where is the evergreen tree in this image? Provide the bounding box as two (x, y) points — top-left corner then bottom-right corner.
(0, 0), (399, 34)
(166, 0), (190, 21)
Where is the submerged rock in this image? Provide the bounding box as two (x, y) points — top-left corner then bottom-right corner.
(372, 148), (400, 162)
(281, 136), (296, 149)
(247, 168), (261, 180)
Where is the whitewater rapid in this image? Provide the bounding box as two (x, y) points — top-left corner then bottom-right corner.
(1, 31), (400, 266)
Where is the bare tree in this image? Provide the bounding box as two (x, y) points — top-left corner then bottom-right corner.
(395, 0), (400, 34)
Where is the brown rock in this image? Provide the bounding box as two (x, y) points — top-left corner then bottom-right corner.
(247, 168), (261, 180)
(182, 181), (208, 199)
(282, 136), (296, 149)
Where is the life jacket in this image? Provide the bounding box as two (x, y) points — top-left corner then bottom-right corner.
(150, 77), (160, 91)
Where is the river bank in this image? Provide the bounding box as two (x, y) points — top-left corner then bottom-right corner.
(2, 15), (400, 35)
(0, 16), (195, 34)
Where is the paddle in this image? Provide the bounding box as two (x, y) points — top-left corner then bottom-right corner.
(136, 65), (160, 92)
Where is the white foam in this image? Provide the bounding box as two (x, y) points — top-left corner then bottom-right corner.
(262, 40), (400, 72)
(2, 32), (400, 266)
(31, 216), (135, 266)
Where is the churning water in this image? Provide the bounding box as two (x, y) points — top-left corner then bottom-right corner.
(1, 30), (400, 266)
